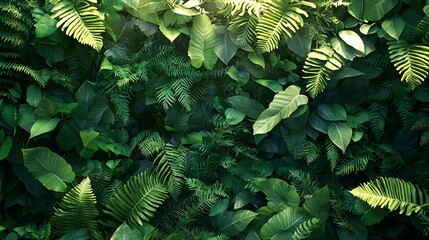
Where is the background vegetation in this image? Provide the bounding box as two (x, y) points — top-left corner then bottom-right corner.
(1, 0), (429, 239)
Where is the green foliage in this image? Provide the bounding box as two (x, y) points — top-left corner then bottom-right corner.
(104, 171), (169, 226)
(50, 0), (105, 51)
(50, 177), (98, 237)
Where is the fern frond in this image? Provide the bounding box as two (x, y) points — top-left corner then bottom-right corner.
(367, 102), (388, 141)
(292, 218), (320, 240)
(185, 178), (229, 198)
(256, 0), (315, 53)
(304, 141), (322, 164)
(50, 177), (98, 237)
(388, 40), (429, 88)
(288, 169), (319, 197)
(104, 171), (169, 226)
(412, 117), (429, 130)
(108, 88), (131, 123)
(326, 140), (340, 171)
(420, 130), (429, 146)
(51, 0), (105, 51)
(131, 130), (164, 157)
(335, 153), (371, 176)
(415, 16), (429, 44)
(393, 94), (415, 124)
(350, 177), (429, 216)
(303, 46), (345, 97)
(216, 0), (264, 18)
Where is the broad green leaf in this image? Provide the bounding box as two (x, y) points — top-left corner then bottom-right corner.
(302, 186), (330, 220)
(23, 147), (75, 192)
(75, 81), (96, 105)
(227, 95), (265, 119)
(337, 217), (368, 240)
(287, 29), (312, 58)
(209, 199), (229, 217)
(225, 108), (246, 125)
(59, 228), (89, 240)
(382, 17), (405, 40)
(352, 130), (364, 142)
(359, 23), (379, 35)
(0, 137), (12, 160)
(328, 122), (353, 153)
(413, 87), (429, 102)
(188, 14), (217, 69)
(339, 30), (365, 53)
(331, 37), (356, 61)
(80, 129), (100, 147)
(255, 178), (300, 211)
(17, 104), (38, 132)
(159, 18), (180, 42)
(121, 0), (168, 24)
(110, 222), (156, 240)
(348, 0), (399, 21)
(233, 191), (254, 209)
(2, 105), (17, 131)
(212, 210), (257, 237)
(30, 118), (61, 139)
(35, 13), (57, 38)
(214, 25), (238, 65)
(35, 97), (57, 117)
(260, 206), (307, 240)
(309, 114), (329, 134)
(281, 127), (307, 159)
(254, 79), (283, 93)
(317, 104), (347, 121)
(26, 85), (41, 107)
(253, 85), (308, 135)
(248, 52), (265, 68)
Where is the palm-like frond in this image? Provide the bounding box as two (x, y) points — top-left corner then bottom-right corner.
(256, 0), (315, 53)
(303, 46), (345, 97)
(216, 0), (264, 18)
(292, 218), (320, 240)
(388, 40), (429, 88)
(51, 0), (105, 51)
(50, 177), (98, 237)
(350, 177), (429, 216)
(415, 16), (429, 45)
(103, 171), (169, 226)
(335, 153), (370, 176)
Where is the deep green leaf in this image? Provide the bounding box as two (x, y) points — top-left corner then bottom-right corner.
(35, 13), (58, 38)
(26, 85), (42, 107)
(58, 229), (89, 240)
(17, 104), (38, 133)
(23, 147), (75, 192)
(328, 122), (353, 153)
(225, 108), (246, 125)
(30, 118), (61, 139)
(255, 178), (300, 211)
(212, 210), (258, 237)
(214, 25), (238, 65)
(260, 206), (307, 240)
(0, 137), (12, 160)
(348, 0), (399, 21)
(317, 104), (347, 122)
(227, 95), (265, 119)
(382, 17), (405, 40)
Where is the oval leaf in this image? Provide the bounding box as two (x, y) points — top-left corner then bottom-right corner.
(348, 0), (399, 21)
(227, 95), (265, 119)
(317, 104), (347, 121)
(328, 122), (353, 153)
(382, 17), (405, 40)
(30, 117), (61, 139)
(23, 147), (75, 192)
(339, 30), (365, 53)
(212, 210), (257, 237)
(253, 85), (308, 135)
(260, 206), (306, 240)
(214, 25), (238, 65)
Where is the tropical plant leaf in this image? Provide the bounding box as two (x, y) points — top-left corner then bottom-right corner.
(188, 14), (217, 69)
(339, 30), (365, 53)
(256, 0), (315, 53)
(328, 122), (352, 153)
(0, 136), (12, 160)
(253, 85), (308, 135)
(350, 177), (429, 216)
(382, 16), (405, 40)
(211, 210), (257, 237)
(260, 206), (307, 240)
(388, 40), (429, 88)
(30, 117), (60, 139)
(22, 147), (75, 192)
(51, 0), (105, 51)
(214, 25), (238, 65)
(227, 95), (265, 119)
(302, 186), (330, 221)
(348, 0), (399, 21)
(292, 218), (320, 240)
(104, 171), (169, 226)
(50, 177), (98, 237)
(255, 178), (300, 212)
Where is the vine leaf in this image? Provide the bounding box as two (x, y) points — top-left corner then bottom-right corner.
(188, 14), (217, 69)
(253, 85), (308, 135)
(23, 147), (75, 192)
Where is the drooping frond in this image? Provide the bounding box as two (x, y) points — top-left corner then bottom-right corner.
(256, 0), (316, 53)
(350, 177), (429, 216)
(393, 94), (415, 124)
(215, 0), (264, 18)
(50, 177), (98, 237)
(303, 141), (322, 164)
(51, 0), (105, 51)
(367, 102), (388, 141)
(415, 16), (429, 45)
(325, 140), (340, 171)
(103, 171), (169, 226)
(303, 46), (345, 97)
(228, 14), (259, 49)
(292, 218), (320, 240)
(130, 130), (164, 157)
(388, 40), (429, 88)
(335, 153), (371, 176)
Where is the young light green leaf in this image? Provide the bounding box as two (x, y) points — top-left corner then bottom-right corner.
(253, 85), (308, 135)
(382, 16), (405, 40)
(328, 122), (353, 153)
(30, 118), (61, 139)
(23, 147), (75, 192)
(188, 14), (217, 69)
(339, 30), (365, 53)
(212, 210), (257, 237)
